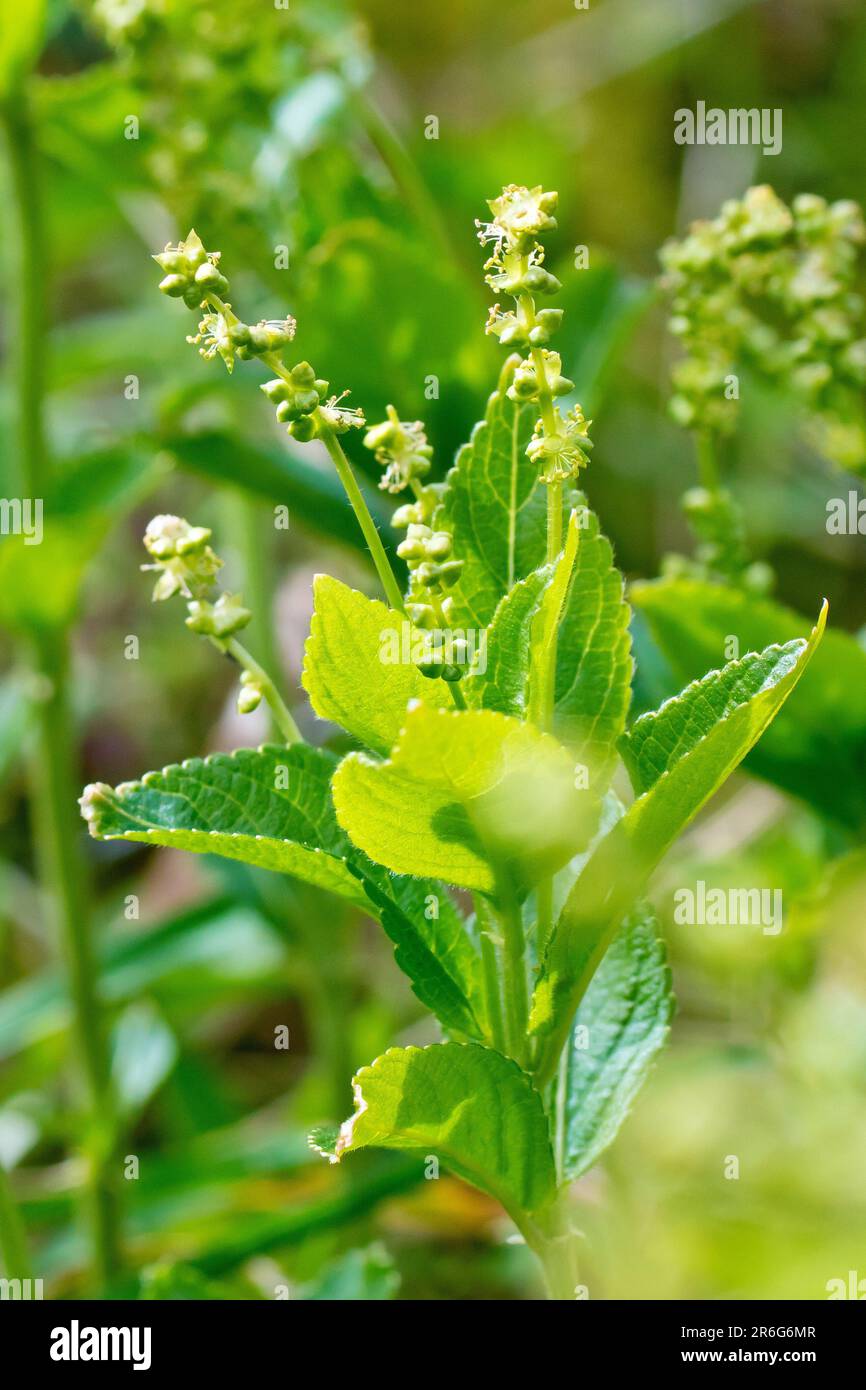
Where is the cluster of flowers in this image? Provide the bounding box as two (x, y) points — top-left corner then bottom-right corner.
(661, 487), (774, 594)
(141, 515), (264, 714)
(479, 185), (593, 483)
(363, 408), (468, 681)
(660, 184), (866, 469)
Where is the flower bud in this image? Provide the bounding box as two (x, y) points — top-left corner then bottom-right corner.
(185, 592), (253, 639)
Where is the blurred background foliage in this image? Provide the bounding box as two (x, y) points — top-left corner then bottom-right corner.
(0, 0), (865, 1299)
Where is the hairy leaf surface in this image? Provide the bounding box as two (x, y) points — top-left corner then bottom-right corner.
(562, 906), (672, 1179)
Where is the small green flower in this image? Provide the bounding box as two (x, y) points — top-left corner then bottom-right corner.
(154, 229), (228, 308)
(187, 311), (236, 372)
(527, 407), (593, 484)
(141, 515), (222, 601)
(261, 362), (326, 424)
(477, 184), (558, 250)
(237, 670), (264, 715)
(364, 405), (433, 492)
(507, 351), (574, 403)
(185, 593), (253, 639)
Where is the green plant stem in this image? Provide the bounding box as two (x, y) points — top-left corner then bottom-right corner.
(527, 329), (565, 969)
(522, 1199), (581, 1301)
(223, 636), (303, 745)
(497, 880), (529, 1065)
(316, 424), (406, 613)
(3, 93), (121, 1291)
(474, 895), (505, 1052)
(225, 492), (282, 737)
(0, 1162), (33, 1281)
(696, 429), (720, 490)
(205, 292), (407, 615)
(1, 95), (47, 497)
(31, 635), (121, 1290)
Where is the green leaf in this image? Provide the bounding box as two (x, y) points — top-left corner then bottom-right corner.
(302, 575), (447, 754)
(355, 872), (486, 1041)
(551, 507), (633, 777)
(531, 606), (826, 1082)
(313, 1043), (556, 1218)
(0, 0), (44, 95)
(632, 577), (866, 829)
(465, 505), (632, 786)
(437, 357), (550, 627)
(562, 906), (673, 1179)
(110, 1002), (178, 1119)
(80, 744), (370, 908)
(463, 568), (548, 719)
(332, 703), (597, 895)
(0, 517), (103, 633)
(300, 1243), (400, 1301)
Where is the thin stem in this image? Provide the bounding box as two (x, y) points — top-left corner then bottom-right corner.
(226, 493), (281, 738)
(317, 425), (407, 613)
(204, 291), (407, 616)
(696, 429), (720, 491)
(447, 681), (467, 710)
(475, 895), (505, 1052)
(31, 636), (121, 1289)
(0, 1162), (33, 1281)
(224, 636), (303, 745)
(1, 95), (47, 497)
(3, 93), (121, 1290)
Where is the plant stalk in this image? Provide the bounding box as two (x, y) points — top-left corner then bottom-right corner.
(0, 1162), (33, 1281)
(3, 93), (122, 1291)
(224, 636), (303, 745)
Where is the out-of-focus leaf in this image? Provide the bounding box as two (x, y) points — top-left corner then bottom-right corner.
(333, 704), (597, 895)
(0, 517), (102, 633)
(164, 429), (399, 559)
(299, 1242), (400, 1300)
(531, 607), (826, 1081)
(632, 578), (866, 829)
(139, 1261), (243, 1300)
(110, 1002), (178, 1118)
(312, 1043), (556, 1219)
(0, 0), (44, 95)
(0, 897), (286, 1059)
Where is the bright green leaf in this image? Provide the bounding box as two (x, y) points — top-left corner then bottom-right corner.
(302, 575), (447, 754)
(332, 703), (597, 895)
(355, 872), (486, 1040)
(437, 357), (552, 628)
(80, 744), (370, 907)
(465, 505), (632, 787)
(562, 906), (672, 1179)
(632, 577), (866, 829)
(531, 606), (826, 1082)
(312, 1043), (556, 1219)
